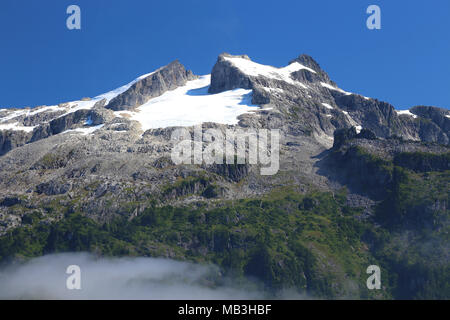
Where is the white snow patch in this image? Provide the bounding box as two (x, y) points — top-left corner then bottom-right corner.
(58, 100), (100, 118)
(61, 124), (104, 135)
(396, 109), (418, 119)
(321, 103), (334, 110)
(28, 105), (62, 116)
(109, 123), (127, 127)
(223, 57), (313, 87)
(261, 87), (285, 94)
(0, 122), (36, 132)
(320, 82), (352, 95)
(446, 115), (450, 119)
(340, 110), (362, 131)
(115, 75), (260, 131)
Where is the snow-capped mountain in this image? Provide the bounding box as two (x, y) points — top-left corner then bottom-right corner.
(1, 53), (448, 157)
(0, 53), (448, 204)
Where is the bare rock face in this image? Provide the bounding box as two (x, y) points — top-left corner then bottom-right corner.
(30, 109), (91, 142)
(36, 180), (72, 195)
(1, 105), (116, 152)
(334, 95), (450, 143)
(410, 106), (450, 144)
(0, 130), (31, 156)
(208, 53), (254, 94)
(334, 95), (401, 138)
(411, 105), (450, 125)
(289, 54), (335, 85)
(22, 110), (66, 127)
(105, 60), (197, 111)
(88, 107), (115, 125)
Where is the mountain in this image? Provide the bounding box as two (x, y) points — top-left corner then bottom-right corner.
(0, 53), (448, 299)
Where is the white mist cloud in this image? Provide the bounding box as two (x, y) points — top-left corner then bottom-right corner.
(0, 253), (265, 300)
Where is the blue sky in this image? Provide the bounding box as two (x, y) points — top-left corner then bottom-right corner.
(0, 0), (449, 110)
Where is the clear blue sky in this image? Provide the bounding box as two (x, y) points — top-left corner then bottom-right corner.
(1, 0), (449, 110)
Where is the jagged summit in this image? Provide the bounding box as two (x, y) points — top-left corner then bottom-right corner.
(209, 52), (320, 94)
(289, 54), (335, 85)
(289, 54), (322, 71)
(105, 60), (197, 111)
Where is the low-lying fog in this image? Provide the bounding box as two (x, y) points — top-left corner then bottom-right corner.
(0, 253), (270, 300)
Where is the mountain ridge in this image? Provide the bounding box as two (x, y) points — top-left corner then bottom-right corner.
(1, 52), (448, 159)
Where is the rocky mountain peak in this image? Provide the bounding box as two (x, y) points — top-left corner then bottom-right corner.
(288, 54), (335, 85)
(289, 54), (322, 72)
(208, 52), (321, 94)
(208, 53), (253, 94)
(217, 52), (252, 61)
(105, 59), (197, 111)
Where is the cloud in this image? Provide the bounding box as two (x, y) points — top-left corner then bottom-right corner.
(0, 253), (267, 300)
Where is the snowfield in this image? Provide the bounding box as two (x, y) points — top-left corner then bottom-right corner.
(321, 103), (334, 110)
(61, 124), (105, 135)
(115, 75), (260, 131)
(0, 73), (259, 133)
